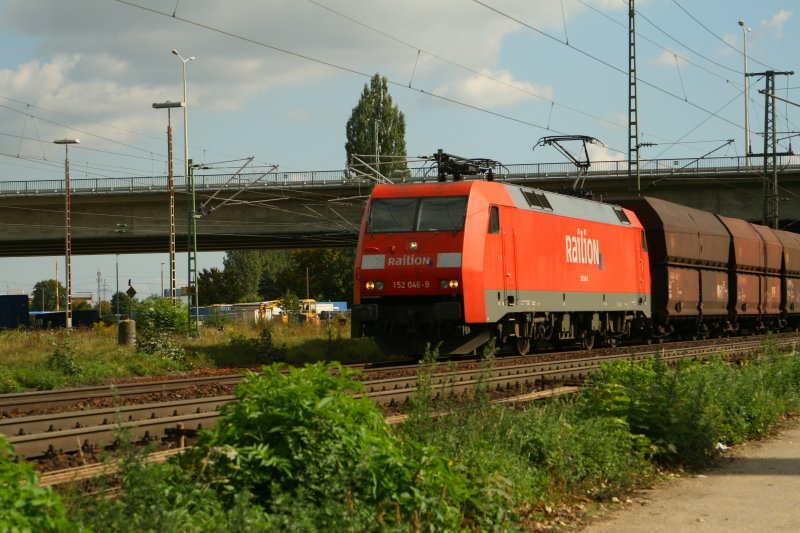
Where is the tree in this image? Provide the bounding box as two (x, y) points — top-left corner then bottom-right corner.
(74, 300), (94, 311)
(98, 300), (112, 316)
(345, 73), (408, 180)
(31, 279), (65, 312)
(276, 248), (354, 303)
(110, 291), (133, 318)
(198, 267), (233, 305)
(222, 250), (292, 302)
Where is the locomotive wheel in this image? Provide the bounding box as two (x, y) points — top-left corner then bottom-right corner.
(515, 336), (531, 356)
(581, 331), (596, 351)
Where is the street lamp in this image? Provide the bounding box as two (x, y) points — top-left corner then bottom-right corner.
(171, 49), (194, 188)
(739, 20), (752, 169)
(53, 137), (79, 329)
(152, 100), (185, 303)
(171, 48), (199, 336)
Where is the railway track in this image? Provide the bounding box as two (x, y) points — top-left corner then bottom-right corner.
(1, 333), (797, 462)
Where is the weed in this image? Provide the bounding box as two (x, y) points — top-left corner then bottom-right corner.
(136, 332), (187, 366)
(0, 435), (83, 532)
(46, 340), (82, 376)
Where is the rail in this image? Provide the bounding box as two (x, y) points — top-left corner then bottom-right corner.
(2, 155), (800, 198)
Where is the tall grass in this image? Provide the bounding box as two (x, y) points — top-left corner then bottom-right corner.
(4, 340), (799, 530)
(578, 341), (800, 467)
(0, 319), (381, 393)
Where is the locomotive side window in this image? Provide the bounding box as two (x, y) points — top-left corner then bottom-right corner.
(521, 189), (553, 211)
(641, 230), (648, 251)
(614, 207), (631, 225)
(368, 196), (467, 233)
(488, 206), (500, 234)
(417, 196), (467, 231)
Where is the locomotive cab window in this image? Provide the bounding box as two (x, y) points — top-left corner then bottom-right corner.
(367, 196), (467, 233)
(488, 206), (500, 234)
(417, 196), (467, 231)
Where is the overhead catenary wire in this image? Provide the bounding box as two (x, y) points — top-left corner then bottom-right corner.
(0, 0), (790, 187)
(0, 0), (765, 183)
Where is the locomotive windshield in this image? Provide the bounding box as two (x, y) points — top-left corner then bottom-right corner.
(368, 196), (467, 233)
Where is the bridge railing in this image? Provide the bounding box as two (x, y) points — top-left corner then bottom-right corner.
(2, 155), (799, 197)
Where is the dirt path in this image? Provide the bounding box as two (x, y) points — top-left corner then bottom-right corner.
(582, 420), (800, 532)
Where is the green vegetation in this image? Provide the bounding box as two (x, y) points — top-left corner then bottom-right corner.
(0, 302), (380, 393)
(2, 339), (800, 530)
(0, 435), (84, 532)
(578, 346), (800, 468)
(198, 248), (354, 305)
(345, 73), (408, 178)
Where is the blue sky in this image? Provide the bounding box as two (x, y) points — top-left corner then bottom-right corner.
(0, 0), (797, 300)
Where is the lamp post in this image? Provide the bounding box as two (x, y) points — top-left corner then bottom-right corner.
(171, 49), (194, 186)
(171, 48), (199, 336)
(738, 20), (751, 169)
(53, 138), (79, 329)
(152, 100), (185, 303)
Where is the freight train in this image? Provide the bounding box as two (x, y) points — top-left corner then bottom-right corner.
(350, 159), (800, 355)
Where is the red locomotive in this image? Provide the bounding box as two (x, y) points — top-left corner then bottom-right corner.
(351, 156), (800, 355)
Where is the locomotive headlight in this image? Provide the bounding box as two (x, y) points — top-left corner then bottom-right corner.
(439, 279), (459, 289)
(375, 281), (384, 290)
(366, 281), (383, 290)
(448, 280), (459, 289)
(408, 240), (418, 251)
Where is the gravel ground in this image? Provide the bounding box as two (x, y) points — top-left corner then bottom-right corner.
(582, 418), (800, 532)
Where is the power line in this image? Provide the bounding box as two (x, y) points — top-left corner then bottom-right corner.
(468, 1), (768, 141)
(670, 0), (773, 70)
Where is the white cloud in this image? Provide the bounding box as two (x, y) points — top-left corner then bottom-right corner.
(434, 70), (555, 108)
(653, 50), (687, 67)
(587, 142), (625, 163)
(761, 9), (792, 38)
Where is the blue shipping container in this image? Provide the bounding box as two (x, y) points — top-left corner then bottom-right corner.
(0, 294), (30, 329)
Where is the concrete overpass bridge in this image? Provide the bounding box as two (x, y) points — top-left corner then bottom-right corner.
(1, 155), (799, 258)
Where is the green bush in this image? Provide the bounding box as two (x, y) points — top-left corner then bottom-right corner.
(75, 457), (271, 533)
(179, 363), (513, 530)
(134, 297), (188, 337)
(579, 347), (800, 468)
(0, 367), (19, 393)
(0, 435), (83, 532)
(46, 340), (82, 376)
(402, 378), (652, 508)
(136, 331), (188, 366)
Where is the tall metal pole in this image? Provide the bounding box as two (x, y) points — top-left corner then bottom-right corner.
(753, 69), (794, 228)
(628, 0), (641, 193)
(167, 112), (176, 303)
(54, 138), (79, 329)
(153, 101), (184, 304)
(115, 253), (119, 318)
(187, 159), (200, 336)
(172, 49), (198, 336)
(739, 20), (751, 169)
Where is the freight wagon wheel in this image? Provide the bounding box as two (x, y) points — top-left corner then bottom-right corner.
(581, 331), (596, 351)
(515, 336), (531, 356)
